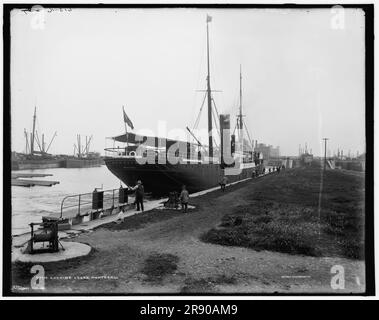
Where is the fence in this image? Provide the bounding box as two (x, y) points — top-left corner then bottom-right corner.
(59, 188), (130, 222)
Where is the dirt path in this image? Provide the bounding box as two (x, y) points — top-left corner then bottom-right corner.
(12, 174), (365, 294)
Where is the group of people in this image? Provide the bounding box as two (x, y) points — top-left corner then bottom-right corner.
(130, 175), (233, 214)
(129, 163), (289, 214)
(267, 165), (286, 174)
(129, 180), (190, 213)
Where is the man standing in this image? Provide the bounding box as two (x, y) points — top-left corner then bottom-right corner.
(179, 185), (189, 213)
(134, 180), (144, 212)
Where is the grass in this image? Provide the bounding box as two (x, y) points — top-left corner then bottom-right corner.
(201, 167), (365, 259)
(181, 275), (237, 293)
(141, 253), (179, 283)
(97, 207), (197, 231)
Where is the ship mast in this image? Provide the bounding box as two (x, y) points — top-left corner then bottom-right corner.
(31, 106), (36, 155)
(206, 15), (213, 159)
(24, 129), (29, 154)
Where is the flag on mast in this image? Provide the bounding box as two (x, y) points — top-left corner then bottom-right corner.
(123, 106), (134, 130)
(206, 15), (212, 23)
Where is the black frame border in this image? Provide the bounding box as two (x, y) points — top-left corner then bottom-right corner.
(2, 3), (375, 297)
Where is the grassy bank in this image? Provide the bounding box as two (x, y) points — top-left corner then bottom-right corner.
(201, 167), (365, 259)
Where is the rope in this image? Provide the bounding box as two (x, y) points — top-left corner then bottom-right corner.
(211, 101), (220, 141)
(211, 98), (220, 120)
(34, 131), (42, 152)
(243, 119), (254, 149)
(193, 92), (207, 130)
(232, 121), (238, 136)
(192, 32), (206, 124)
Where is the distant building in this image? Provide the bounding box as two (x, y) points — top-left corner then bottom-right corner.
(357, 153), (365, 161)
(300, 153), (313, 165)
(254, 143), (280, 160)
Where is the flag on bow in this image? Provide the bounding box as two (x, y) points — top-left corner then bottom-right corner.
(206, 15), (212, 23)
(123, 106), (134, 130)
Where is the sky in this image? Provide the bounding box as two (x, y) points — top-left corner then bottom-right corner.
(10, 7), (366, 157)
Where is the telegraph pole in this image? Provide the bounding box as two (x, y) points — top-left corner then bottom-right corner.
(206, 16), (213, 159)
(322, 138), (329, 170)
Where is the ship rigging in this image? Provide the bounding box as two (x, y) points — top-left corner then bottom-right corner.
(103, 15), (263, 195)
(24, 107), (57, 156)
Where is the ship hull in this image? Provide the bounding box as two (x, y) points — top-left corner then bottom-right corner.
(63, 158), (104, 168)
(12, 158), (104, 170)
(12, 159), (64, 171)
(104, 157), (256, 195)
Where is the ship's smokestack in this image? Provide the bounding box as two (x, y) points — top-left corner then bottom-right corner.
(220, 114), (233, 166)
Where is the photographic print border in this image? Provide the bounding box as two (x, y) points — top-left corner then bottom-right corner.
(2, 2), (374, 297)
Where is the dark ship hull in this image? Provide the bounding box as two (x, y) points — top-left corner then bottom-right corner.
(12, 157), (104, 170)
(11, 159), (64, 171)
(105, 157), (256, 195)
(63, 158), (104, 168)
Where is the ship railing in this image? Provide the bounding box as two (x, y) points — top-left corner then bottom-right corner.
(59, 188), (128, 220)
(104, 147), (138, 158)
(104, 147), (222, 164)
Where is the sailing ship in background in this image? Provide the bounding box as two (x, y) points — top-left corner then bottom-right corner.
(104, 15), (264, 195)
(65, 134), (103, 168)
(11, 107), (62, 170)
(12, 107), (103, 170)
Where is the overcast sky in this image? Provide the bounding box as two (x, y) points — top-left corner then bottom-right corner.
(11, 7), (365, 156)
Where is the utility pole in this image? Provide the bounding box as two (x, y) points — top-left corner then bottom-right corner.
(239, 65), (244, 156)
(206, 15), (213, 159)
(322, 138), (329, 170)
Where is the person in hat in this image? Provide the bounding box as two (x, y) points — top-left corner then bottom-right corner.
(133, 180), (144, 212)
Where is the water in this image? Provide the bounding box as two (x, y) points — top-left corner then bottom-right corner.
(11, 165), (121, 236)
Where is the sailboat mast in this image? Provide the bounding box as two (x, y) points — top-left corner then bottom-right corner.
(31, 106), (36, 155)
(206, 16), (213, 159)
(78, 134), (82, 158)
(24, 129), (29, 154)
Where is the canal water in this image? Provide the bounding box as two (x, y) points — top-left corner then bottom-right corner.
(11, 165), (122, 236)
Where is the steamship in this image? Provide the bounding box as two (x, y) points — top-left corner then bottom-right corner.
(104, 16), (263, 195)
